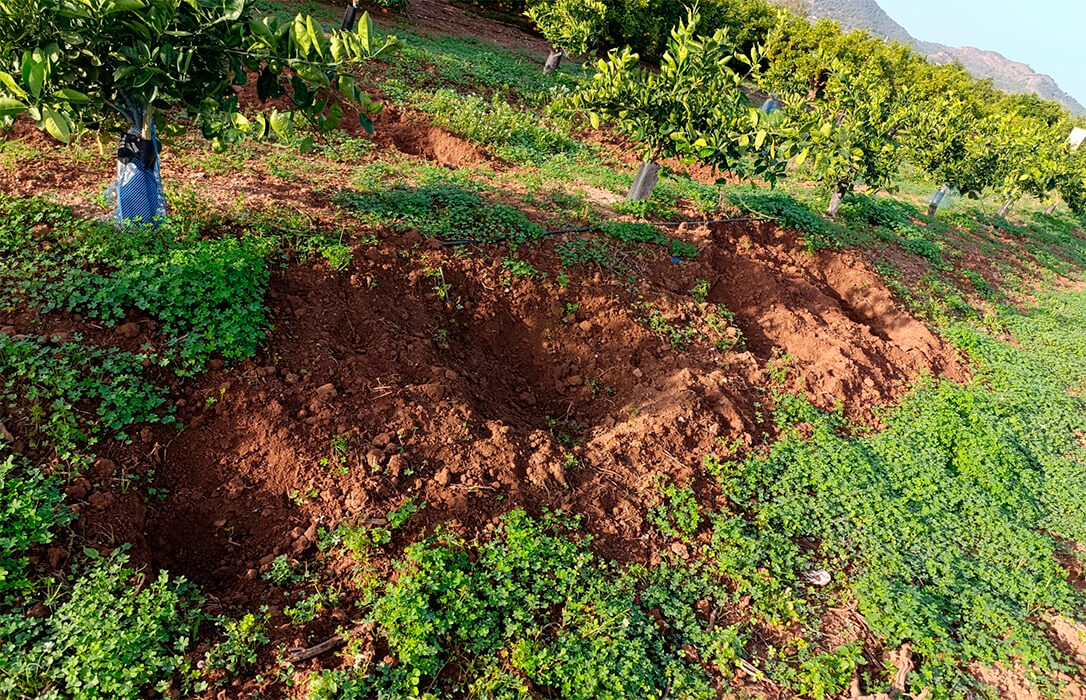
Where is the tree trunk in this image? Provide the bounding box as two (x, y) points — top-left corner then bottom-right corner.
(627, 161), (661, 201)
(826, 185), (847, 218)
(543, 50), (562, 75)
(341, 2), (360, 30)
(1044, 200), (1058, 215)
(140, 104), (154, 141)
(927, 183), (948, 217)
(997, 196), (1015, 218)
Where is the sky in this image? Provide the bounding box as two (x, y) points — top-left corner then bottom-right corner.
(876, 0), (1086, 109)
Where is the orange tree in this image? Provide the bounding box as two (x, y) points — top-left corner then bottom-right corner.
(0, 0), (397, 223)
(569, 7), (782, 201)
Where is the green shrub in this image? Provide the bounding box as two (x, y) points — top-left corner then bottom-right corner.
(0, 549), (199, 700)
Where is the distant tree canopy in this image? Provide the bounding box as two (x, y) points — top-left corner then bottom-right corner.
(562, 0), (1086, 217)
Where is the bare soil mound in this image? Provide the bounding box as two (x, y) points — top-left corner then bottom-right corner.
(121, 220), (967, 601)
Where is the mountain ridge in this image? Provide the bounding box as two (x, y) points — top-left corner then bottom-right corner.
(805, 0), (1085, 114)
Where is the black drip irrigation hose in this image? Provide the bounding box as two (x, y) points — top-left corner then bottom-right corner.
(438, 216), (768, 247)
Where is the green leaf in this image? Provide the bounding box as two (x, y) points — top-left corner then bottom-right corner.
(293, 62), (328, 88)
(231, 112), (251, 131)
(269, 110), (293, 140)
(0, 97), (26, 118)
(589, 112), (600, 130)
(42, 106), (72, 143)
(103, 0), (146, 13)
(22, 52), (46, 99)
(253, 113), (269, 139)
(291, 14), (312, 55)
(754, 129), (767, 149)
(359, 111), (374, 135)
(52, 88), (90, 105)
(0, 70), (27, 99)
(358, 11), (375, 53)
(306, 16), (328, 60)
(222, 0), (244, 22)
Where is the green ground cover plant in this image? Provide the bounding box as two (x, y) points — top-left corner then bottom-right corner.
(0, 455), (71, 603)
(308, 510), (751, 699)
(0, 549), (199, 700)
(0, 195), (275, 371)
(0, 334), (173, 455)
(374, 29), (581, 104)
(337, 168), (544, 242)
(723, 185), (851, 249)
(419, 88), (585, 164)
(717, 289), (1086, 697)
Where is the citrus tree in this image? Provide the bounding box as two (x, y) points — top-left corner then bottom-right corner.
(524, 0), (606, 74)
(0, 0), (397, 224)
(990, 113), (1065, 218)
(802, 45), (917, 217)
(570, 7), (771, 201)
(755, 12), (842, 100)
(1050, 142), (1086, 216)
(906, 97), (1000, 215)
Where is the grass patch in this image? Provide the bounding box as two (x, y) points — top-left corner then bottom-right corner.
(337, 168), (544, 243)
(419, 89), (585, 164)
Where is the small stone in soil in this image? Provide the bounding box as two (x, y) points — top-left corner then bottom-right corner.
(315, 383), (338, 402)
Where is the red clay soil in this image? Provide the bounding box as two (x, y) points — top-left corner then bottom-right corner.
(53, 215), (965, 591)
(0, 3), (974, 688)
(20, 213), (964, 695)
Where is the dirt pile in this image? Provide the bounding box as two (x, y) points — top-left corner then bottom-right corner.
(116, 219), (969, 598)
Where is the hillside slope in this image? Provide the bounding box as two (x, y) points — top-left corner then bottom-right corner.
(806, 0), (1086, 114)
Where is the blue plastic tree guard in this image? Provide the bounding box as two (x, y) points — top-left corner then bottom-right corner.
(108, 101), (167, 227)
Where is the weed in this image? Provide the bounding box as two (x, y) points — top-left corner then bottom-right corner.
(337, 171), (543, 244)
(263, 555), (313, 587)
(0, 455), (72, 603)
(284, 589), (340, 626)
(723, 186), (850, 250)
(327, 435), (350, 476)
(289, 485), (319, 506)
(421, 89), (583, 164)
(601, 221), (698, 259)
(638, 302), (700, 348)
(0, 334), (173, 456)
(315, 510), (743, 698)
(689, 279), (710, 302)
(500, 258), (541, 283)
(202, 608), (270, 678)
(0, 548), (199, 699)
(648, 479), (701, 542)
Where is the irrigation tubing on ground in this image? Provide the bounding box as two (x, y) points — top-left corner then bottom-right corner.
(438, 216), (768, 247)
